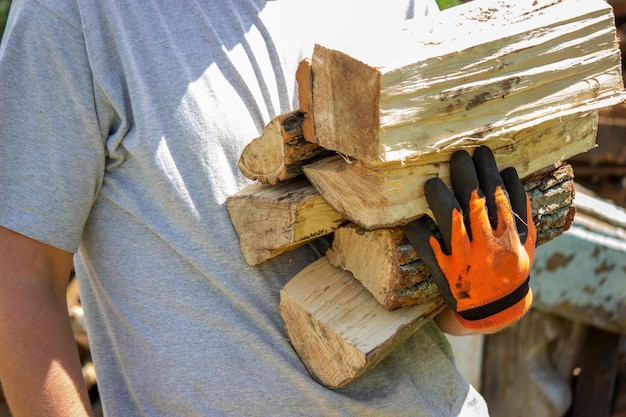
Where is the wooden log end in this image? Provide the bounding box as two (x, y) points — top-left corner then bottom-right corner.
(311, 44), (381, 162)
(238, 110), (332, 184)
(279, 287), (367, 388)
(237, 116), (288, 185)
(279, 257), (444, 388)
(226, 178), (345, 265)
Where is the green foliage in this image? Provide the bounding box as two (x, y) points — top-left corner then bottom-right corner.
(0, 0), (11, 41)
(436, 0), (462, 10)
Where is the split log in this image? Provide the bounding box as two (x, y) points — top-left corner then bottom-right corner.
(225, 176), (345, 265)
(326, 163), (577, 310)
(278, 164), (576, 389)
(296, 59), (315, 144)
(326, 225), (439, 310)
(237, 111), (329, 184)
(278, 256), (444, 389)
(229, 160), (576, 268)
(304, 111), (596, 229)
(306, 0), (625, 165)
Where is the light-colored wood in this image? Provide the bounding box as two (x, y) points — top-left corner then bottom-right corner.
(229, 161), (576, 269)
(296, 59), (316, 144)
(307, 0), (624, 165)
(225, 176), (345, 265)
(326, 164), (577, 310)
(326, 224), (438, 310)
(237, 111), (328, 184)
(279, 256), (444, 389)
(303, 111), (598, 229)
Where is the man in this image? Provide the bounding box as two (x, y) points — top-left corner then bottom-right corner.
(0, 0), (533, 415)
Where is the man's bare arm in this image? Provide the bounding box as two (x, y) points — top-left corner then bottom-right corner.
(0, 226), (92, 417)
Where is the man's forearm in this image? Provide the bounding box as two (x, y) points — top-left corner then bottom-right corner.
(0, 227), (92, 417)
(0, 279), (93, 417)
(435, 307), (511, 336)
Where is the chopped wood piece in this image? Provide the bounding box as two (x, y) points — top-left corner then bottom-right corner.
(326, 225), (439, 310)
(237, 111), (329, 184)
(229, 161), (575, 268)
(326, 163), (577, 310)
(296, 59), (315, 144)
(225, 176), (345, 265)
(307, 0), (625, 164)
(304, 111), (598, 229)
(278, 256), (444, 389)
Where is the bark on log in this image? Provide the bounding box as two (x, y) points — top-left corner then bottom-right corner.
(226, 176), (345, 265)
(237, 111), (329, 184)
(306, 0), (624, 165)
(278, 256), (444, 389)
(304, 111), (596, 229)
(326, 163), (576, 310)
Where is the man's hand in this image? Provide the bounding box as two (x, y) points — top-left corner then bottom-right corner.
(403, 146), (536, 331)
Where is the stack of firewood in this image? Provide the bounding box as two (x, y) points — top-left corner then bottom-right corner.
(226, 0), (625, 388)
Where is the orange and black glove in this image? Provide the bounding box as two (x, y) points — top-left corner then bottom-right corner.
(403, 146), (536, 330)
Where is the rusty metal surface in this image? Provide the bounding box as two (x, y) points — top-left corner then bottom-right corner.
(531, 189), (626, 333)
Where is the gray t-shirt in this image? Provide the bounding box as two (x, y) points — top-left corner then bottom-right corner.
(0, 0), (488, 415)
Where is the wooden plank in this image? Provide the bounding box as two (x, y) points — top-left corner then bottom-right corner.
(304, 111), (597, 229)
(612, 336), (626, 417)
(326, 163), (576, 310)
(307, 0), (624, 165)
(225, 176), (345, 265)
(237, 111), (329, 184)
(571, 327), (621, 417)
(481, 311), (588, 417)
(278, 256), (444, 389)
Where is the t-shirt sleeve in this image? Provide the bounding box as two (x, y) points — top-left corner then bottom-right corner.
(0, 0), (108, 252)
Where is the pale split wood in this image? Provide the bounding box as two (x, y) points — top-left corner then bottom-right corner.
(279, 256), (444, 389)
(296, 59), (316, 144)
(311, 44), (381, 161)
(237, 111), (329, 185)
(303, 111), (598, 229)
(229, 161), (576, 269)
(309, 0), (625, 164)
(278, 164), (576, 389)
(326, 224), (439, 310)
(225, 176), (345, 265)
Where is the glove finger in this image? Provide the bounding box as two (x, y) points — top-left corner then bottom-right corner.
(472, 146), (505, 230)
(501, 166), (530, 244)
(424, 177), (462, 255)
(403, 217), (457, 311)
(449, 149), (481, 239)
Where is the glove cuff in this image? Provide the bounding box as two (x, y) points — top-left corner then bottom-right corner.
(455, 278), (533, 330)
